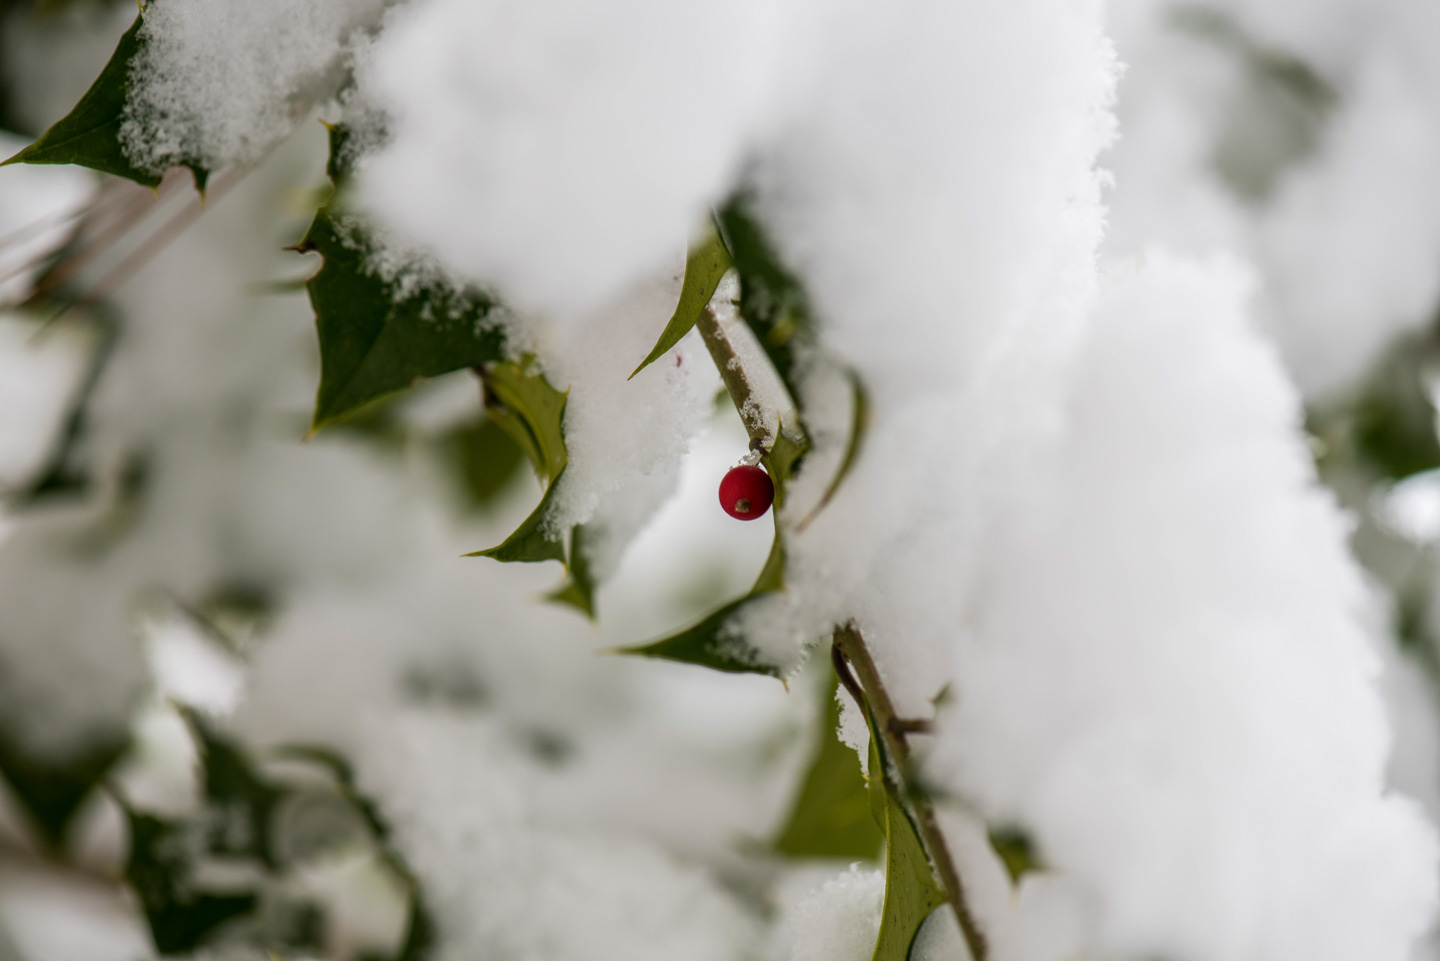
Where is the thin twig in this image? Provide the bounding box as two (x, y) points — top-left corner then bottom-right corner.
(834, 624), (988, 961)
(694, 305), (770, 448)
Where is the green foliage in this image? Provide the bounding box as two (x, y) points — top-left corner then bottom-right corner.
(0, 729), (126, 849)
(863, 706), (946, 961)
(114, 717), (428, 959)
(443, 416), (527, 510)
(773, 674), (884, 859)
(184, 709), (285, 867)
(1350, 333), (1440, 480)
(467, 359), (596, 617)
(124, 810), (258, 955)
(299, 217), (506, 431)
(798, 371), (870, 532)
(715, 197), (813, 405)
(988, 827), (1043, 885)
(301, 124), (506, 430)
(1, 10), (207, 189)
(629, 229), (732, 378)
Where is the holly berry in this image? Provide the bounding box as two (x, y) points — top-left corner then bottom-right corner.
(719, 464), (774, 520)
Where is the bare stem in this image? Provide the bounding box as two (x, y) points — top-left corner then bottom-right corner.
(834, 623), (988, 961)
(694, 305), (770, 448)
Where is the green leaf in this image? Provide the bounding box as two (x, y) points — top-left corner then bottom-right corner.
(443, 416), (526, 510)
(301, 209), (506, 429)
(480, 356), (567, 484)
(988, 826), (1043, 885)
(467, 359), (570, 565)
(613, 593), (780, 676)
(872, 789), (948, 961)
(773, 674), (884, 859)
(1, 11), (206, 190)
(301, 124), (506, 430)
(469, 473), (568, 564)
(629, 229), (732, 379)
(797, 370), (870, 532)
(1350, 333), (1440, 480)
(859, 703), (946, 961)
(715, 197), (813, 403)
(0, 729), (126, 849)
(466, 359), (596, 616)
(181, 709), (285, 867)
(124, 810), (257, 955)
(545, 524), (597, 620)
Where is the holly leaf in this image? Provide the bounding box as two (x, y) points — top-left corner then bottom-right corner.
(859, 704), (946, 961)
(300, 125), (506, 430)
(872, 788), (948, 961)
(797, 370), (870, 532)
(443, 416), (526, 511)
(480, 357), (567, 483)
(182, 709), (284, 867)
(466, 359), (597, 616)
(545, 524), (597, 620)
(1351, 333), (1440, 480)
(629, 229), (732, 379)
(0, 729), (127, 850)
(773, 674), (884, 859)
(124, 810), (257, 955)
(1, 11), (207, 190)
(300, 210), (505, 429)
(988, 827), (1043, 885)
(714, 197), (813, 404)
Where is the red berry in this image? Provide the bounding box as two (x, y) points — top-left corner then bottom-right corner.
(719, 464), (774, 520)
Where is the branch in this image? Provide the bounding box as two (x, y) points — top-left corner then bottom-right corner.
(694, 305), (770, 449)
(834, 623), (988, 961)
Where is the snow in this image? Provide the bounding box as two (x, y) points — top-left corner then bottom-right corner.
(933, 252), (1438, 961)
(353, 0), (803, 318)
(121, 0), (386, 175)
(4, 1), (1440, 961)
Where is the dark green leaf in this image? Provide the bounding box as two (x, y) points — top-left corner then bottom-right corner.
(444, 416), (526, 510)
(1351, 333), (1440, 480)
(0, 729), (126, 849)
(715, 197), (813, 405)
(468, 472), (567, 564)
(1, 11), (206, 189)
(181, 709), (284, 867)
(629, 230), (732, 379)
(545, 524), (596, 620)
(480, 357), (568, 484)
(301, 124), (506, 430)
(988, 826), (1043, 885)
(301, 208), (506, 429)
(613, 593), (780, 676)
(773, 674), (884, 859)
(859, 703), (946, 961)
(124, 810), (257, 955)
(797, 371), (870, 532)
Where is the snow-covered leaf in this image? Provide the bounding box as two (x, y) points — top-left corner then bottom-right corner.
(1, 12), (206, 191)
(715, 197), (812, 405)
(629, 229), (731, 379)
(0, 730), (126, 850)
(468, 360), (595, 615)
(301, 126), (506, 430)
(123, 808), (258, 955)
